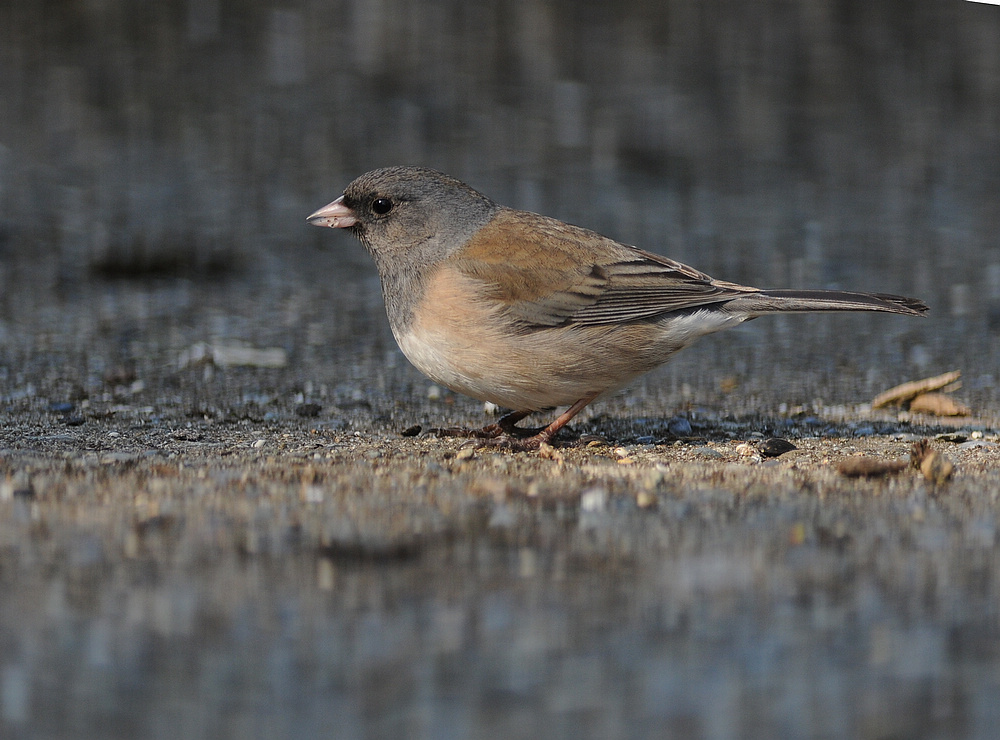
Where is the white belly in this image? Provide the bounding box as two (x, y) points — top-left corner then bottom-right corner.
(395, 308), (745, 411)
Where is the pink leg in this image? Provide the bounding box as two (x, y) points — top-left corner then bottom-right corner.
(522, 392), (600, 449)
(480, 409), (533, 437)
(434, 393), (598, 450)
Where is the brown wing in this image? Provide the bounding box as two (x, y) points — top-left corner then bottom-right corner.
(450, 208), (759, 329)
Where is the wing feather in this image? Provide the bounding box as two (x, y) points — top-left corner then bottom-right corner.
(451, 208), (758, 330)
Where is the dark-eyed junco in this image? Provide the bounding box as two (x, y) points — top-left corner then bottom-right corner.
(309, 166), (927, 449)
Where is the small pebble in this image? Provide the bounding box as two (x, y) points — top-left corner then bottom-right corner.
(13, 486), (35, 499)
(488, 503), (516, 528)
(694, 446), (724, 460)
(666, 417), (693, 437)
(252, 439), (266, 449)
(455, 446), (476, 461)
(935, 432), (968, 443)
(789, 523), (806, 546)
(636, 491), (656, 509)
(101, 453), (139, 464)
(580, 487), (608, 513)
(758, 438), (797, 458)
(958, 440), (998, 451)
(538, 443), (563, 462)
(427, 384), (442, 401)
(301, 485), (324, 504)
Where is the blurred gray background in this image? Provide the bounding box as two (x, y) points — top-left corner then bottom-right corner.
(1, 0), (998, 409)
(4, 3), (1000, 740)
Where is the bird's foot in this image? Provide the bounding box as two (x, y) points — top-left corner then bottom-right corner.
(429, 425), (498, 439)
(473, 432), (549, 452)
(429, 423), (543, 440)
(430, 404), (588, 452)
(430, 410), (537, 440)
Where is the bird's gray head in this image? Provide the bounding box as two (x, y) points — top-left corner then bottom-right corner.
(308, 166), (498, 276)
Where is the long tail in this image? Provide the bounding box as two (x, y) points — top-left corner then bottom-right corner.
(726, 289), (928, 317)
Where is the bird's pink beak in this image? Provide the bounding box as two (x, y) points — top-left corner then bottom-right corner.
(307, 195), (357, 228)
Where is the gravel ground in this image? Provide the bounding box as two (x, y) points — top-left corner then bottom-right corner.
(1, 258), (999, 739)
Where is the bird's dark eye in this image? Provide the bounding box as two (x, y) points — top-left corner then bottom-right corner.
(371, 197), (393, 215)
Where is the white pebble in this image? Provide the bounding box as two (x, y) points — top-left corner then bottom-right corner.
(302, 485), (324, 503)
(579, 487), (608, 513)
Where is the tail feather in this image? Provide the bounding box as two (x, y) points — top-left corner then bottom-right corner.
(726, 289), (928, 317)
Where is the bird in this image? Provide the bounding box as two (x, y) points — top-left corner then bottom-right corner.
(308, 166), (927, 449)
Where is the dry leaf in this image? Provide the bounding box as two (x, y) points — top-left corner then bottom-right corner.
(920, 453), (954, 485)
(910, 439), (954, 485)
(908, 392), (971, 417)
(837, 457), (909, 478)
(872, 370), (962, 409)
